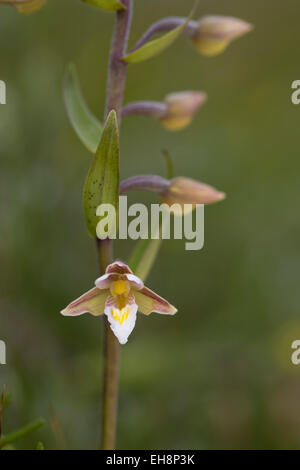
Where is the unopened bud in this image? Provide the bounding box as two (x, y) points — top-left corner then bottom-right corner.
(192, 16), (253, 57)
(161, 177), (225, 214)
(7, 0), (46, 14)
(161, 91), (207, 131)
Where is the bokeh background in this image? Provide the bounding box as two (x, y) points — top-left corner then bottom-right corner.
(0, 0), (300, 450)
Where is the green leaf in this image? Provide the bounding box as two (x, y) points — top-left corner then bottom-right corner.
(83, 110), (120, 238)
(123, 9), (194, 64)
(82, 0), (125, 11)
(0, 418), (45, 450)
(63, 64), (102, 153)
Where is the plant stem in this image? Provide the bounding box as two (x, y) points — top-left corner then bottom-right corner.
(98, 0), (132, 451)
(104, 0), (132, 122)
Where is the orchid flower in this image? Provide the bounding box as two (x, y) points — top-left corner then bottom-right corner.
(61, 261), (177, 344)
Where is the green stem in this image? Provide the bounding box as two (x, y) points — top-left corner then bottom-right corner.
(98, 0), (132, 451)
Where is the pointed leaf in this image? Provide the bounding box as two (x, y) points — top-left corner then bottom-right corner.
(13, 0), (46, 14)
(82, 0), (125, 11)
(83, 110), (120, 237)
(63, 64), (102, 153)
(123, 9), (194, 64)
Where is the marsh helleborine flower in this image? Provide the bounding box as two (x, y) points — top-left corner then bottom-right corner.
(61, 261), (177, 344)
(192, 15), (253, 57)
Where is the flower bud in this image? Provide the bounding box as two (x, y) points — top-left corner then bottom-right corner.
(161, 177), (225, 214)
(192, 16), (253, 56)
(8, 0), (46, 14)
(161, 91), (207, 131)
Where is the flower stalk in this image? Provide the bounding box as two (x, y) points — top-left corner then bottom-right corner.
(122, 101), (167, 119)
(120, 175), (170, 195)
(104, 0), (132, 121)
(98, 0), (132, 451)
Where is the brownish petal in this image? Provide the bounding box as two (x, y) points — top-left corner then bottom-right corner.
(133, 287), (177, 316)
(105, 260), (133, 275)
(61, 287), (109, 317)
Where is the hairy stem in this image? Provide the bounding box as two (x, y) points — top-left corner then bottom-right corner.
(104, 0), (132, 122)
(98, 0), (132, 451)
(130, 17), (198, 53)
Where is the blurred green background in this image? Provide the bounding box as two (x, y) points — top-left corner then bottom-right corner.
(1, 0), (300, 450)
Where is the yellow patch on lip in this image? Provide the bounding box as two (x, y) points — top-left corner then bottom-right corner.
(112, 307), (129, 325)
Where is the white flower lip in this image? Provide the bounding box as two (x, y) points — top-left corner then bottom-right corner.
(105, 301), (138, 345)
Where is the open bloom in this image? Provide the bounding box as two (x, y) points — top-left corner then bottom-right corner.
(61, 261), (177, 345)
